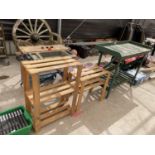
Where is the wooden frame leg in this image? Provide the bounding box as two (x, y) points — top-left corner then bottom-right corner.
(63, 67), (68, 81)
(61, 67), (69, 103)
(32, 74), (41, 132)
(76, 83), (84, 112)
(21, 63), (31, 113)
(89, 88), (93, 93)
(72, 65), (82, 114)
(100, 73), (110, 101)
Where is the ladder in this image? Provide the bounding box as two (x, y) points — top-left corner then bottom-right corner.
(0, 24), (9, 65)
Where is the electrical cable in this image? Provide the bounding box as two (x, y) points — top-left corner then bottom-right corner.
(64, 19), (87, 41)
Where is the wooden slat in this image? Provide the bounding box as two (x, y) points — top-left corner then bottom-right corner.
(81, 68), (104, 76)
(41, 108), (70, 127)
(40, 88), (74, 103)
(28, 83), (73, 99)
(27, 87), (74, 104)
(26, 59), (76, 69)
(40, 105), (70, 120)
(40, 81), (67, 92)
(82, 65), (107, 72)
(28, 61), (81, 74)
(70, 66), (109, 78)
(81, 71), (108, 81)
(41, 102), (63, 113)
(82, 68), (102, 74)
(26, 81), (67, 96)
(22, 56), (72, 65)
(84, 81), (104, 91)
(84, 78), (103, 86)
(19, 44), (69, 54)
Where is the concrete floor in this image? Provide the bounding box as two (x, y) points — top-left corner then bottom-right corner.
(0, 56), (155, 135)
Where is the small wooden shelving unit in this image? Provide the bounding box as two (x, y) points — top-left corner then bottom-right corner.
(70, 65), (111, 112)
(21, 56), (82, 132)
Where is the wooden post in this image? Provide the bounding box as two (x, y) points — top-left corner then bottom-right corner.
(21, 63), (31, 113)
(61, 67), (69, 102)
(63, 67), (68, 81)
(100, 73), (110, 101)
(76, 82), (84, 112)
(71, 65), (82, 114)
(32, 74), (40, 132)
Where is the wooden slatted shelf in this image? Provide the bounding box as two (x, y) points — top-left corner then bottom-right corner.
(69, 65), (111, 112)
(22, 56), (81, 74)
(21, 56), (82, 132)
(41, 106), (70, 128)
(26, 81), (74, 104)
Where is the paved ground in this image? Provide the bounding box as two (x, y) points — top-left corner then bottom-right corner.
(0, 56), (155, 135)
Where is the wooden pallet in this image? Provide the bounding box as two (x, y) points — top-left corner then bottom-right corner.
(70, 65), (111, 112)
(21, 56), (82, 132)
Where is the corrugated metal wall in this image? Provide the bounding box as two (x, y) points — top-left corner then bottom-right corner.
(132, 19), (155, 38)
(61, 19), (131, 40)
(4, 19), (155, 55)
(0, 19), (131, 41)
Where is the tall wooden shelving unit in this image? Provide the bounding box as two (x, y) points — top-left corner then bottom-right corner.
(21, 56), (82, 132)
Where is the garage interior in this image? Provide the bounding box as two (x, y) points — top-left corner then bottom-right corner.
(0, 19), (155, 135)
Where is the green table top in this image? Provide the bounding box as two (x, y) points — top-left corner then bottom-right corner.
(96, 41), (151, 59)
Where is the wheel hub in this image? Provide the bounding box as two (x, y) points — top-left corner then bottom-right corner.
(30, 33), (40, 42)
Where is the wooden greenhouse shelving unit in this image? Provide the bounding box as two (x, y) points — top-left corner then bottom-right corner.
(21, 56), (82, 132)
(69, 65), (111, 112)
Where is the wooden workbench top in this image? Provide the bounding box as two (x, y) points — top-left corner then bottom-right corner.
(19, 44), (70, 54)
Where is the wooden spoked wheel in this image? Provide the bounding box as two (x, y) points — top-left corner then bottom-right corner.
(12, 19), (62, 50)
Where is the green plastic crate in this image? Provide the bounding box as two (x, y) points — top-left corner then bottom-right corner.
(0, 105), (32, 135)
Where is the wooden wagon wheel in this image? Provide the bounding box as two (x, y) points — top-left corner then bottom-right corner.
(12, 19), (62, 50)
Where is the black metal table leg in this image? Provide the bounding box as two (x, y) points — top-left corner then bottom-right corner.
(106, 58), (122, 98)
(98, 52), (103, 65)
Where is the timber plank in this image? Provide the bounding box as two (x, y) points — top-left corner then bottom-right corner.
(41, 108), (70, 127)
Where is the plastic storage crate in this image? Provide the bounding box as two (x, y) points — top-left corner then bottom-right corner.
(0, 105), (32, 135)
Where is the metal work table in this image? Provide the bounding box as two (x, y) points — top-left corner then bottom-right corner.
(96, 41), (151, 98)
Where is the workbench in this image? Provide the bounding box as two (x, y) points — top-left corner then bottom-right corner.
(96, 41), (151, 98)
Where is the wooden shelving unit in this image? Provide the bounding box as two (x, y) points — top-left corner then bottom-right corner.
(69, 65), (111, 112)
(21, 56), (82, 132)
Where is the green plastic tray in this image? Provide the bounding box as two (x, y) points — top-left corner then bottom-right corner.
(0, 105), (32, 135)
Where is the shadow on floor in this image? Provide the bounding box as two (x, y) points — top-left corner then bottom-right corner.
(0, 75), (24, 111)
(39, 84), (137, 135)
